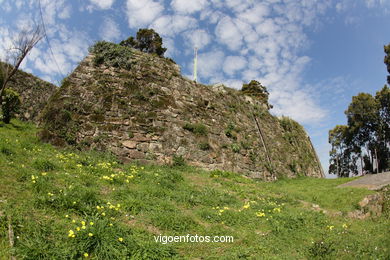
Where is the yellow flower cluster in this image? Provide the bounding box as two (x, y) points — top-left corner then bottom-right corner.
(327, 225), (334, 230)
(273, 207), (281, 213)
(31, 175), (38, 183)
(56, 152), (79, 163)
(256, 211), (266, 217)
(243, 202), (251, 209)
(212, 206), (230, 215)
(95, 202), (121, 217)
(100, 165), (142, 183)
(68, 230), (75, 238)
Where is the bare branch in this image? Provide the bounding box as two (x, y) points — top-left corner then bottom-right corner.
(0, 24), (44, 106)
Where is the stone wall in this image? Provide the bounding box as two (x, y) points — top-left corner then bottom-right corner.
(1, 63), (57, 122)
(39, 48), (324, 180)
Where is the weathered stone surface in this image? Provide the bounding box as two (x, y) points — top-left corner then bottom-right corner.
(1, 62), (57, 123)
(122, 140), (137, 149)
(39, 48), (324, 181)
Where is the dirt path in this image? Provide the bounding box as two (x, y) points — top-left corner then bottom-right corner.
(338, 172), (390, 190)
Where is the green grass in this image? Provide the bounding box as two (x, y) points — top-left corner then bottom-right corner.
(0, 120), (389, 259)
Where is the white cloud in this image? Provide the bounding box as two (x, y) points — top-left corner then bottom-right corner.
(237, 3), (269, 24)
(270, 89), (327, 123)
(99, 17), (121, 42)
(215, 17), (243, 51)
(89, 0), (115, 9)
(171, 0), (208, 14)
(223, 56), (246, 75)
(151, 15), (197, 37)
(183, 29), (211, 49)
(197, 49), (225, 80)
(58, 4), (72, 19)
(126, 0), (163, 28)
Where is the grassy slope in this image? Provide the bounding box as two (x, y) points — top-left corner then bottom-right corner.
(0, 120), (389, 259)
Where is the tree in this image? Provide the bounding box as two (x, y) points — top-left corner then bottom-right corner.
(329, 125), (358, 177)
(241, 80), (271, 108)
(329, 89), (390, 176)
(384, 43), (390, 84)
(0, 24), (44, 122)
(120, 28), (167, 57)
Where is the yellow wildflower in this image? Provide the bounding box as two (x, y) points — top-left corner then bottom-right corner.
(76, 227), (81, 231)
(81, 221), (86, 226)
(72, 219), (76, 223)
(118, 237), (123, 242)
(84, 252), (89, 257)
(102, 212), (106, 216)
(256, 212), (266, 217)
(41, 172), (47, 176)
(342, 224), (348, 229)
(90, 222), (94, 226)
(88, 233), (93, 237)
(82, 226), (86, 230)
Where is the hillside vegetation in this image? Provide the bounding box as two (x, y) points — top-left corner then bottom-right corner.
(0, 120), (389, 259)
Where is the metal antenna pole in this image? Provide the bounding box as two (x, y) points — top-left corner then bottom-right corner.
(193, 47), (198, 82)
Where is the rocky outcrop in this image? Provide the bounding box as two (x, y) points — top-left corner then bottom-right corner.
(1, 63), (57, 122)
(39, 45), (324, 180)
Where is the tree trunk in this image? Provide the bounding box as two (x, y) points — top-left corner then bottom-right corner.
(374, 148), (379, 173)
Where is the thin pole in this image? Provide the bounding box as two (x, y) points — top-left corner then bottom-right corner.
(193, 47), (198, 82)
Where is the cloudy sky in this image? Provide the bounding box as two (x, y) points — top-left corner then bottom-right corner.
(1, 0), (389, 177)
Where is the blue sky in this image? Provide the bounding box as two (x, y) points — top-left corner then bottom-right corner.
(1, 0), (389, 177)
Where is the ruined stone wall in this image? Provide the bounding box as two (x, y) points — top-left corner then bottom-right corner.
(39, 48), (324, 180)
(1, 63), (57, 122)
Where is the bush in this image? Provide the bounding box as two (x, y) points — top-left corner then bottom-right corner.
(241, 80), (270, 106)
(89, 41), (133, 70)
(1, 88), (21, 124)
(172, 155), (185, 166)
(183, 123), (208, 136)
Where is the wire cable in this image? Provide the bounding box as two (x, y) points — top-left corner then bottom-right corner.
(38, 0), (65, 84)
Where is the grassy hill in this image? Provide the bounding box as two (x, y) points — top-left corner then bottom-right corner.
(0, 120), (389, 259)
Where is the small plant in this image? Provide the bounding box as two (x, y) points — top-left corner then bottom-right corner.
(199, 142), (210, 151)
(225, 123), (237, 139)
(128, 131), (134, 138)
(172, 155), (185, 166)
(307, 239), (335, 259)
(1, 146), (13, 155)
(183, 123), (208, 136)
(33, 159), (57, 171)
(231, 143), (240, 153)
(1, 88), (21, 124)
